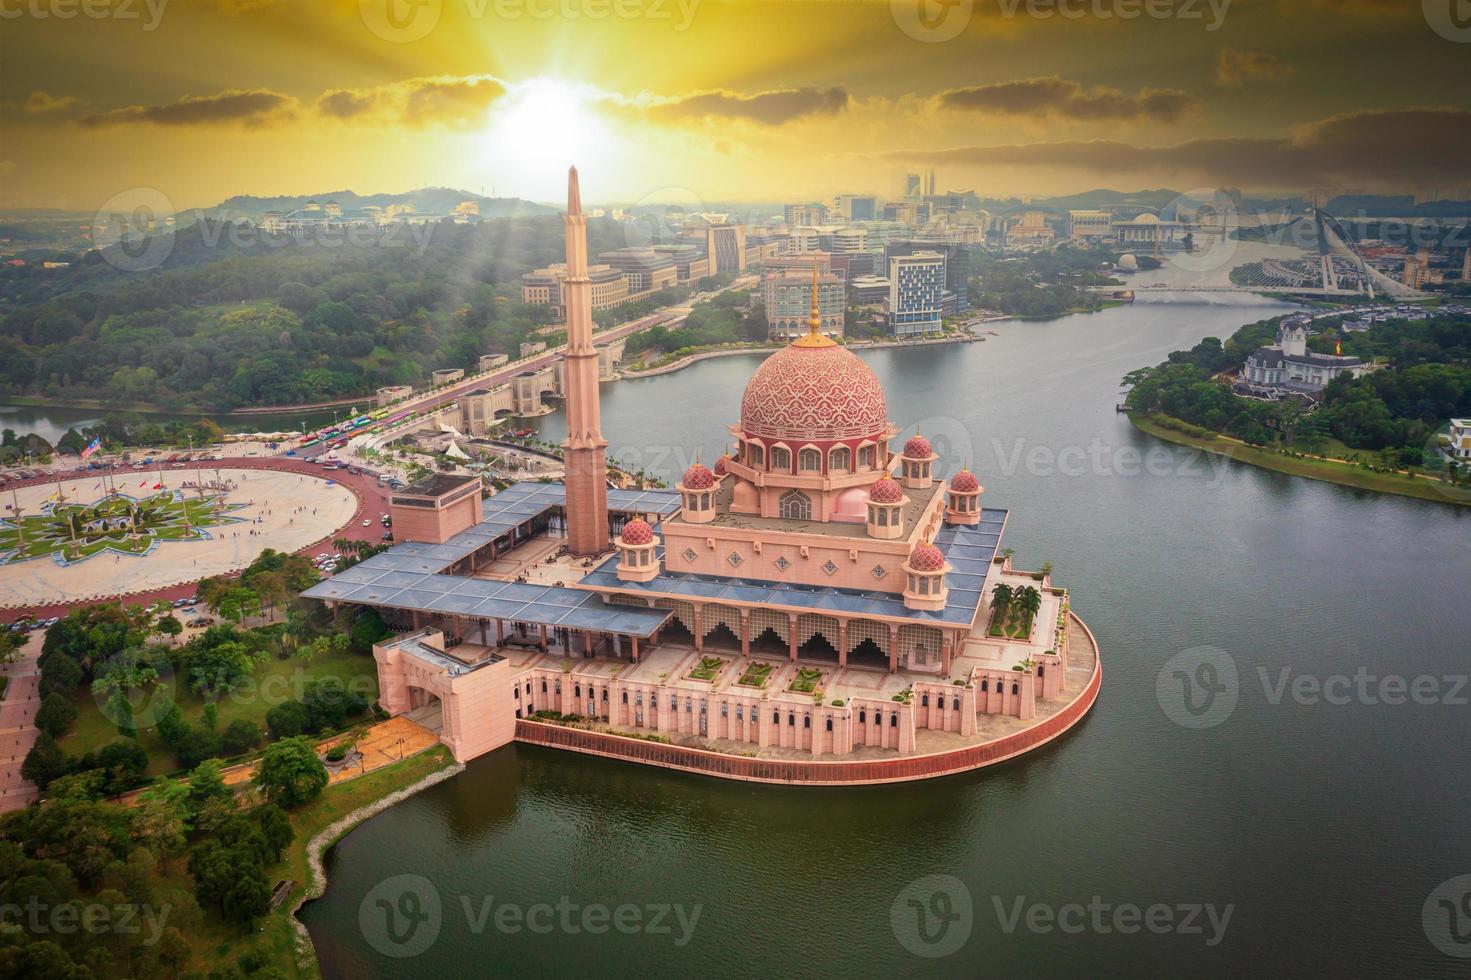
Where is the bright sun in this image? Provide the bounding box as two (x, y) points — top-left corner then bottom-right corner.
(479, 79), (613, 199)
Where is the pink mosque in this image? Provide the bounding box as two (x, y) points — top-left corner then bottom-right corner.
(304, 168), (1102, 784)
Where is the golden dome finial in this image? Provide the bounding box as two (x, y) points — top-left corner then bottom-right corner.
(792, 255), (836, 348)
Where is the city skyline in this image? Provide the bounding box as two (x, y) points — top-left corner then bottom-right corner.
(3, 1), (1471, 210)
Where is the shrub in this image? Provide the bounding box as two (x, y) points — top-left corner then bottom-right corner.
(221, 719), (261, 756)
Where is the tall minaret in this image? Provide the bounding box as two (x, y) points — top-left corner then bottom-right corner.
(561, 166), (610, 555)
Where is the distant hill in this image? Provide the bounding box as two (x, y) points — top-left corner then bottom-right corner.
(198, 187), (553, 223)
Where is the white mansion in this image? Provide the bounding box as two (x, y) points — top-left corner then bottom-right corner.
(1234, 316), (1366, 403)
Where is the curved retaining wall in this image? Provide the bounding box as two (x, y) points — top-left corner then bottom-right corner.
(514, 619), (1103, 786)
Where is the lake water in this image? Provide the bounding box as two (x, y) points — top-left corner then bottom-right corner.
(297, 273), (1471, 976)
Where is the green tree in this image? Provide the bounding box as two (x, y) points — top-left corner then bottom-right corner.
(34, 691), (78, 738)
(256, 803), (294, 862)
(255, 736), (328, 808)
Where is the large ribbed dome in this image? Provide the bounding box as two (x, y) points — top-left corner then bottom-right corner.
(740, 344), (888, 442)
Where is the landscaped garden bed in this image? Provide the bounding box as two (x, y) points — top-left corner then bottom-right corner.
(988, 583), (1040, 640)
(688, 656), (725, 682)
(737, 661), (774, 688)
(788, 667), (824, 694)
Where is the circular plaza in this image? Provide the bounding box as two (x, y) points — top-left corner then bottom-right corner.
(0, 466), (357, 609)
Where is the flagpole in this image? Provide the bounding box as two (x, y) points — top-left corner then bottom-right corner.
(9, 488), (22, 551)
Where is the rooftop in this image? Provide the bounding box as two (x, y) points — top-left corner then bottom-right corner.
(397, 472), (481, 499)
(580, 509), (1007, 627)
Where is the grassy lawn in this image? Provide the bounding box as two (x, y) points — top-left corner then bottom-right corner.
(687, 656), (724, 681)
(988, 605), (1034, 640)
(788, 667), (823, 693)
(737, 661), (773, 688)
(1132, 414), (1470, 507)
(182, 745), (455, 979)
(63, 647), (380, 776)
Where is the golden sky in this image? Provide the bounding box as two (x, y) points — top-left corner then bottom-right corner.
(2, 0), (1469, 210)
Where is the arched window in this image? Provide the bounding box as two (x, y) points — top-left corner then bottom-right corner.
(952, 698), (960, 710)
(826, 718), (833, 731)
(798, 447), (822, 472)
(858, 444), (876, 469)
(747, 442), (765, 466)
(890, 715), (898, 727)
(829, 446), (851, 472)
(779, 490), (811, 521)
(772, 710), (780, 724)
(770, 445), (791, 471)
(859, 709), (867, 723)
(921, 694), (930, 707)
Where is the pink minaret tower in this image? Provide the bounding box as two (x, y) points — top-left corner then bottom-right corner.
(561, 166), (610, 556)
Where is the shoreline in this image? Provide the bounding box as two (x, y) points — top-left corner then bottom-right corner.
(290, 757), (466, 974)
(620, 331), (987, 379)
(1130, 413), (1469, 507)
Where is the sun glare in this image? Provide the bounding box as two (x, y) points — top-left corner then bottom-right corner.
(479, 79), (613, 200)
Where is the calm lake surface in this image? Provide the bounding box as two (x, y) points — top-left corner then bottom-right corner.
(298, 277), (1471, 976)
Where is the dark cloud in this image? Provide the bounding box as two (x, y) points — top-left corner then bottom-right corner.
(875, 108), (1471, 190)
(317, 75), (507, 126)
(937, 77), (1198, 123)
(649, 87), (850, 125)
(1216, 50), (1294, 87)
(78, 89), (295, 128)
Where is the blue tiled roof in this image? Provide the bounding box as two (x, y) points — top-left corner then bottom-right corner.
(576, 509), (1007, 627)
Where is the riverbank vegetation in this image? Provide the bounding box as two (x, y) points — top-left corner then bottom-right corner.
(622, 289), (767, 369)
(1124, 310), (1471, 498)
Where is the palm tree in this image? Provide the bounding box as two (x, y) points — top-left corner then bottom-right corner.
(1016, 585), (1043, 625)
(991, 582), (1013, 617)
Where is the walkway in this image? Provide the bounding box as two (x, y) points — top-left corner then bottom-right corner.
(0, 634), (44, 812)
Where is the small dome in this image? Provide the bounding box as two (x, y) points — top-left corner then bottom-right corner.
(713, 455), (728, 476)
(681, 462), (714, 490)
(903, 434), (932, 459)
(951, 470), (980, 493)
(868, 478), (903, 503)
(909, 542), (945, 572)
(620, 519), (654, 545)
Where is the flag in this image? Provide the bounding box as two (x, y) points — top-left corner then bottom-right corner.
(80, 437), (101, 460)
(153, 483), (163, 490)
(139, 480), (148, 487)
(94, 482), (101, 490)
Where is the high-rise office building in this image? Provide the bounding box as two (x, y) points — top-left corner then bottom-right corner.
(887, 251), (945, 337)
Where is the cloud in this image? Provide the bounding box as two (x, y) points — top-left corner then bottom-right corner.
(873, 108), (1471, 190)
(936, 77), (1198, 123)
(25, 92), (75, 115)
(316, 75), (508, 127)
(1216, 50), (1294, 87)
(645, 87), (850, 125)
(78, 89), (297, 128)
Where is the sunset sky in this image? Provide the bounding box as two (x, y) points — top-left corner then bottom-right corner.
(2, 0), (1470, 211)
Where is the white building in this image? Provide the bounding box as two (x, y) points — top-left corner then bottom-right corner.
(887, 252), (945, 337)
(1234, 317), (1366, 403)
(1445, 419), (1471, 462)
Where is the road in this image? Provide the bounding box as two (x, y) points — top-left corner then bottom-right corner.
(293, 277), (755, 460)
